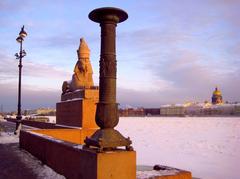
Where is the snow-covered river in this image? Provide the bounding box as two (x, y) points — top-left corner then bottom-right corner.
(3, 116), (238, 178)
(116, 117), (240, 179)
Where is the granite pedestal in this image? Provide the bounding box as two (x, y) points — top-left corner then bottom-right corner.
(56, 88), (98, 128)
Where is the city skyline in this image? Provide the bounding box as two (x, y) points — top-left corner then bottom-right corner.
(0, 0), (240, 111)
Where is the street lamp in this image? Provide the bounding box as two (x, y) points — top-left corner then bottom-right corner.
(14, 25), (27, 135)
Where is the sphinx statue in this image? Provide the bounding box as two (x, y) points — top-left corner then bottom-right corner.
(62, 38), (94, 94)
(57, 38), (98, 127)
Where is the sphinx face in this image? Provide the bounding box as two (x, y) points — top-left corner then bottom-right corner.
(77, 59), (88, 73)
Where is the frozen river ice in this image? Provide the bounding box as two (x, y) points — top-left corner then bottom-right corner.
(116, 117), (240, 179)
(2, 117), (239, 178)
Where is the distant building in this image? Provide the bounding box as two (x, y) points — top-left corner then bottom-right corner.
(119, 108), (145, 117)
(119, 108), (160, 117)
(160, 104), (185, 116)
(23, 108), (56, 116)
(36, 108), (56, 116)
(212, 87), (223, 104)
(185, 103), (203, 116)
(159, 101), (240, 117)
(144, 108), (160, 116)
(234, 105), (240, 115)
(118, 86), (239, 117)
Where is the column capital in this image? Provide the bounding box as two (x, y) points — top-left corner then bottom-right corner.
(89, 7), (128, 24)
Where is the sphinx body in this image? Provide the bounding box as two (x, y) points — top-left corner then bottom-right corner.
(62, 38), (94, 94)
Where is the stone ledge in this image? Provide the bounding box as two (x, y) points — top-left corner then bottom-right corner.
(61, 87), (99, 101)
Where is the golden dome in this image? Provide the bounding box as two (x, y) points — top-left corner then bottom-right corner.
(213, 87), (222, 96)
(77, 38), (90, 59)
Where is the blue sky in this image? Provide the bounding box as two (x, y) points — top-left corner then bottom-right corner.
(0, 0), (240, 111)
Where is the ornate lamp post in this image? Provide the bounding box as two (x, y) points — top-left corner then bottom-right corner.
(84, 7), (132, 151)
(14, 26), (27, 135)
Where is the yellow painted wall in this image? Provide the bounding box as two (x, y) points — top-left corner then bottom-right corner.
(32, 129), (96, 144)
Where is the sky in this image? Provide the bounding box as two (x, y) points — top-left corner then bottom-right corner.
(0, 0), (240, 111)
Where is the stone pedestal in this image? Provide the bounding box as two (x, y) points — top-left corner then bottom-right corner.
(95, 150), (136, 179)
(56, 88), (99, 128)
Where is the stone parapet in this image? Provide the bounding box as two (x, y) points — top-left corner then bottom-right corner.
(6, 118), (72, 129)
(20, 129), (136, 179)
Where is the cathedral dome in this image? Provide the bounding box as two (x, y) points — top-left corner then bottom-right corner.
(212, 87), (223, 104)
(213, 87), (222, 96)
(213, 87), (221, 96)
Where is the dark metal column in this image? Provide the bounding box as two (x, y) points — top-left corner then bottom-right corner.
(15, 41), (23, 133)
(15, 26), (27, 135)
(84, 7), (132, 151)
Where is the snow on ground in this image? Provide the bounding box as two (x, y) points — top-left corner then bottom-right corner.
(116, 117), (240, 179)
(0, 120), (65, 179)
(0, 132), (65, 179)
(0, 132), (19, 144)
(12, 144), (65, 179)
(48, 116), (57, 123)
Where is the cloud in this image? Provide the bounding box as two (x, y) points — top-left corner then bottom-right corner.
(0, 0), (28, 12)
(23, 61), (71, 79)
(1, 0), (240, 110)
(0, 52), (69, 111)
(35, 34), (77, 48)
(117, 86), (202, 108)
(116, 0), (240, 104)
(151, 50), (215, 86)
(0, 52), (71, 81)
(0, 0), (30, 26)
(0, 82), (60, 112)
(220, 68), (240, 102)
(0, 54), (18, 82)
